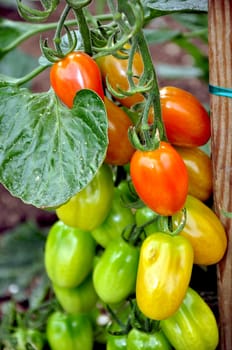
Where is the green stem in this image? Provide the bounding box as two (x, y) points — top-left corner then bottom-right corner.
(53, 4), (71, 55)
(74, 7), (92, 55)
(136, 30), (164, 137)
(2, 13), (113, 56)
(15, 65), (48, 87)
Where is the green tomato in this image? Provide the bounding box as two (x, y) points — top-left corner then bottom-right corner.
(93, 237), (139, 304)
(160, 287), (219, 350)
(53, 273), (98, 314)
(107, 334), (127, 350)
(12, 328), (44, 350)
(56, 164), (114, 231)
(117, 179), (137, 203)
(91, 188), (135, 247)
(135, 206), (159, 236)
(46, 311), (93, 350)
(45, 220), (96, 287)
(127, 328), (171, 350)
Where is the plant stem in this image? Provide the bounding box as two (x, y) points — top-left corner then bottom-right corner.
(74, 7), (92, 55)
(53, 4), (72, 54)
(15, 65), (49, 87)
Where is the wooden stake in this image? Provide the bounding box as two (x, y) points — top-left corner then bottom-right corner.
(208, 1), (232, 348)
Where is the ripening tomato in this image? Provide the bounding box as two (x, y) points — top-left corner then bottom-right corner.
(160, 287), (219, 350)
(96, 46), (144, 108)
(130, 141), (188, 216)
(136, 232), (193, 320)
(173, 195), (227, 265)
(50, 51), (104, 108)
(56, 164), (114, 231)
(159, 86), (211, 147)
(175, 146), (213, 201)
(104, 96), (135, 165)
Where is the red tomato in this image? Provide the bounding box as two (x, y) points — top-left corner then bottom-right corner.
(159, 86), (211, 147)
(130, 141), (188, 215)
(104, 96), (135, 165)
(50, 51), (104, 108)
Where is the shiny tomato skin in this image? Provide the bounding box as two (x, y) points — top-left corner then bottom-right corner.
(159, 86), (211, 147)
(96, 47), (144, 108)
(50, 51), (104, 108)
(175, 146), (213, 201)
(130, 142), (188, 216)
(104, 96), (135, 165)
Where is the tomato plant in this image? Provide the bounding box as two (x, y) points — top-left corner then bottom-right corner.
(130, 141), (189, 215)
(12, 328), (45, 350)
(136, 232), (193, 320)
(0, 1), (226, 349)
(50, 51), (105, 108)
(56, 164), (114, 231)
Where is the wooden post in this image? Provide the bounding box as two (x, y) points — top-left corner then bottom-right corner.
(208, 1), (232, 349)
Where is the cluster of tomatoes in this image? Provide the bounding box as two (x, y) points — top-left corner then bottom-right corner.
(44, 49), (227, 349)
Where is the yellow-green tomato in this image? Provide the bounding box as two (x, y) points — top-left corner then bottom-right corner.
(45, 220), (96, 288)
(91, 188), (135, 247)
(53, 273), (98, 314)
(160, 287), (219, 350)
(56, 164), (114, 231)
(173, 195), (227, 265)
(136, 232), (193, 320)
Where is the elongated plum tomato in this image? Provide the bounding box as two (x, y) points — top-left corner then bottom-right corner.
(50, 51), (104, 108)
(104, 96), (135, 165)
(159, 86), (211, 147)
(130, 141), (188, 216)
(96, 46), (144, 108)
(175, 146), (213, 201)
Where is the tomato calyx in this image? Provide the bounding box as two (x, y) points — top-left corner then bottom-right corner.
(121, 207), (186, 249)
(41, 26), (78, 63)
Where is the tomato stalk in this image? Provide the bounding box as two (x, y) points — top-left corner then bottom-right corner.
(73, 7), (92, 55)
(129, 299), (160, 334)
(122, 214), (160, 246)
(112, 1), (168, 151)
(7, 65), (48, 87)
(52, 4), (72, 56)
(107, 305), (131, 336)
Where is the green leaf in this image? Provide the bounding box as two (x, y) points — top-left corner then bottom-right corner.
(143, 0), (208, 14)
(0, 222), (46, 301)
(0, 49), (37, 84)
(144, 28), (181, 44)
(0, 87), (108, 208)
